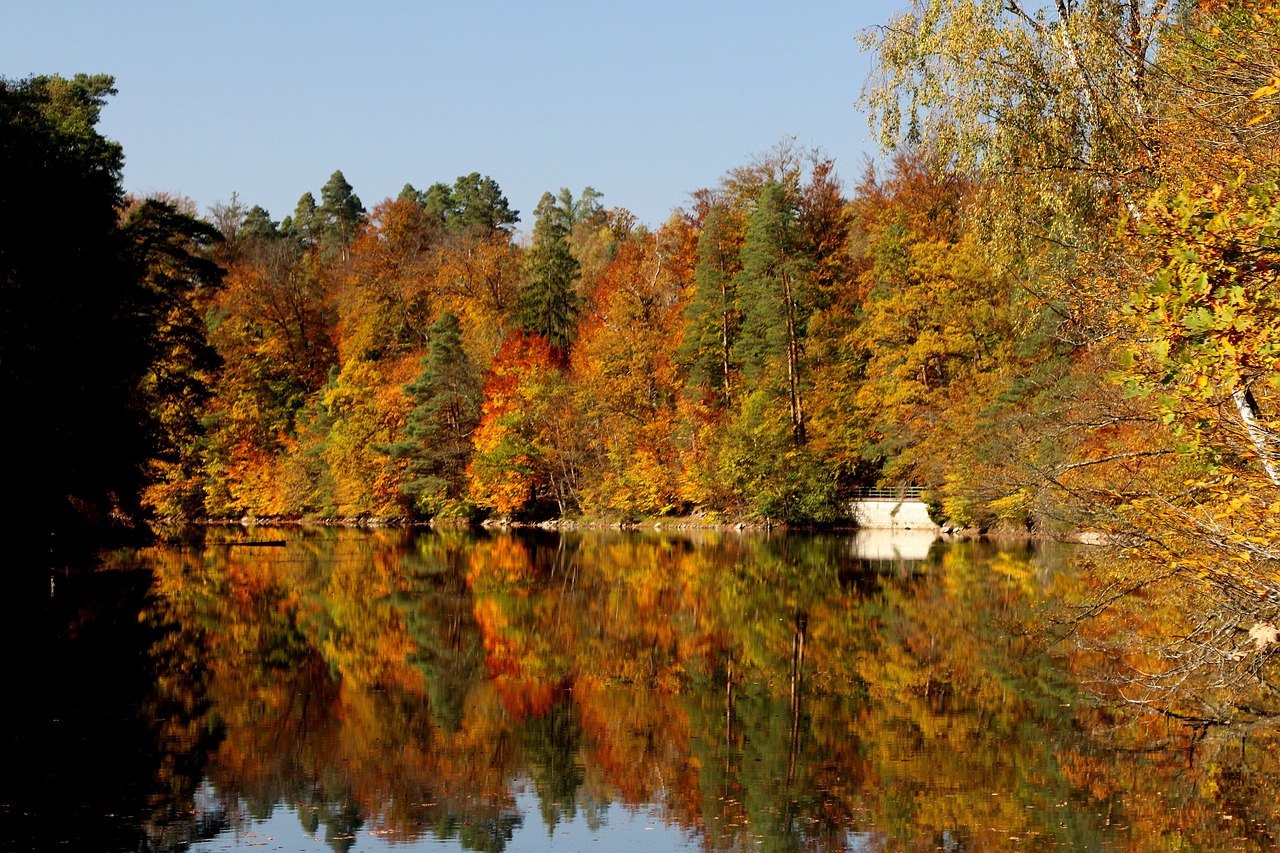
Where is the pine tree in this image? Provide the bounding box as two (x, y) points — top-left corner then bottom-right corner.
(319, 170), (364, 260)
(680, 203), (740, 408)
(449, 172), (518, 233)
(516, 191), (581, 351)
(734, 182), (812, 445)
(286, 191), (319, 244)
(384, 312), (481, 516)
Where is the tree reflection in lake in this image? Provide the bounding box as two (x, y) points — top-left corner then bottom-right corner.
(22, 528), (1280, 851)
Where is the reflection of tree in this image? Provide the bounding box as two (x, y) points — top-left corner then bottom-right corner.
(396, 531), (487, 731)
(134, 527), (523, 851)
(521, 700), (596, 833)
(59, 528), (1280, 852)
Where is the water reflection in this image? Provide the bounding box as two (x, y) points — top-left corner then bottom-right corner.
(21, 528), (1280, 851)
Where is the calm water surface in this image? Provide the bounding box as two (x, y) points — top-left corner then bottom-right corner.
(15, 528), (1280, 851)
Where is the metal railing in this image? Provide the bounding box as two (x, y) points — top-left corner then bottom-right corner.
(852, 486), (925, 501)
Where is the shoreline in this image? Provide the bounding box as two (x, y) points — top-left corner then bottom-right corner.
(147, 514), (1101, 543)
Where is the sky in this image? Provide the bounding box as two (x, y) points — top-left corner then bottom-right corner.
(3, 1), (891, 231)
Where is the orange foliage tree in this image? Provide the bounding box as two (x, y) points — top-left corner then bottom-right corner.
(468, 333), (580, 517)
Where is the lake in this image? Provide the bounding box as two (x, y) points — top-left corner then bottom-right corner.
(14, 527), (1279, 851)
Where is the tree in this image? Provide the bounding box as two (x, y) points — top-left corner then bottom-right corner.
(860, 0), (1163, 196)
(1, 75), (233, 548)
(124, 199), (225, 516)
(284, 191), (319, 244)
(384, 312), (483, 517)
(2, 74), (150, 550)
(401, 174), (519, 235)
(859, 0), (1168, 352)
(240, 204), (279, 241)
(448, 173), (519, 233)
(856, 0), (1280, 718)
(468, 333), (580, 518)
(840, 153), (1019, 503)
(572, 229), (688, 517)
(319, 170), (365, 261)
(680, 204), (740, 409)
(734, 181), (812, 446)
(516, 191), (582, 351)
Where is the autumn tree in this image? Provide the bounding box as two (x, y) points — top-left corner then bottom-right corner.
(571, 226), (689, 517)
(828, 152), (1028, 526)
(339, 197), (439, 362)
(860, 0), (1164, 215)
(859, 0), (1280, 715)
(201, 204), (338, 515)
(468, 333), (581, 518)
(124, 199), (226, 516)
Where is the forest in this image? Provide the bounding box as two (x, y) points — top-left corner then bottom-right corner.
(4, 2), (1279, 687)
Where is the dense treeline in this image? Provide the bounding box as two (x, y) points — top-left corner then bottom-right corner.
(160, 147), (1028, 527)
(8, 1), (1280, 718)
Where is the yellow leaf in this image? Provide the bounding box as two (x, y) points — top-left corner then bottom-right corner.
(1251, 76), (1280, 100)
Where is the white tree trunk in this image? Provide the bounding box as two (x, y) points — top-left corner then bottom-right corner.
(1233, 387), (1280, 486)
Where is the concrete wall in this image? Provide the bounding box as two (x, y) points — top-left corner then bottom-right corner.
(850, 499), (938, 530)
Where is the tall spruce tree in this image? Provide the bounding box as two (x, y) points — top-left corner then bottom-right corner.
(319, 170), (364, 260)
(516, 190), (581, 350)
(680, 203), (740, 408)
(734, 182), (812, 444)
(384, 312), (481, 516)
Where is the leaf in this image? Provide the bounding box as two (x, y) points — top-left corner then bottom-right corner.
(1248, 622), (1279, 650)
(1250, 76), (1280, 100)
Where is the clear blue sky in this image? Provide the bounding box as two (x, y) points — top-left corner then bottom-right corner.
(3, 1), (891, 230)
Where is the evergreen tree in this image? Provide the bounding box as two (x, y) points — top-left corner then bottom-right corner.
(240, 204), (279, 241)
(318, 170), (364, 260)
(420, 181), (454, 228)
(384, 312), (482, 517)
(449, 172), (519, 233)
(403, 174), (519, 234)
(734, 182), (812, 444)
(287, 191), (319, 244)
(680, 203), (740, 407)
(516, 191), (581, 351)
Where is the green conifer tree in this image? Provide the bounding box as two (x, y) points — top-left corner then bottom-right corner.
(516, 191), (581, 351)
(449, 172), (519, 233)
(318, 170), (364, 260)
(384, 312), (482, 517)
(734, 182), (812, 444)
(680, 203), (740, 407)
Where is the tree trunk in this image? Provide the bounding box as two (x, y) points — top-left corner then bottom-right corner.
(1233, 387), (1280, 485)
